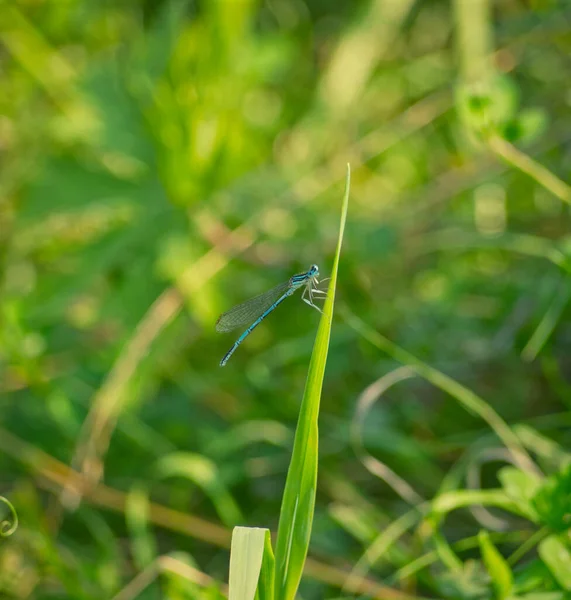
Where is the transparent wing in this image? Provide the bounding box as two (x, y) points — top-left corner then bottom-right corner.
(215, 281), (290, 333)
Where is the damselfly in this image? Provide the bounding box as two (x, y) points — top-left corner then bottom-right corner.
(216, 264), (326, 366)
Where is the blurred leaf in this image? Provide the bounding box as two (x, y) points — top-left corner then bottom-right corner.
(160, 552), (215, 598)
(521, 280), (571, 363)
(478, 530), (513, 600)
(78, 510), (122, 594)
(437, 559), (488, 600)
(135, 0), (191, 87)
(18, 157), (139, 225)
(512, 425), (571, 472)
(83, 59), (155, 165)
(432, 487), (521, 517)
(126, 485), (157, 569)
(156, 233), (219, 325)
(154, 452), (243, 526)
(498, 466), (543, 522)
(456, 74), (520, 139)
(538, 535), (571, 590)
(329, 503), (379, 546)
(512, 107), (549, 145)
(532, 464), (571, 532)
(512, 559), (559, 595)
(346, 222), (397, 262)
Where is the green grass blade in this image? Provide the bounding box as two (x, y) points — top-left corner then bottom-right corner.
(256, 530), (275, 600)
(273, 165), (350, 600)
(538, 535), (571, 591)
(478, 530), (513, 600)
(521, 277), (571, 362)
(229, 527), (272, 600)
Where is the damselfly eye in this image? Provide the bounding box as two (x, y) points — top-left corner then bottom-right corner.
(310, 264), (319, 275)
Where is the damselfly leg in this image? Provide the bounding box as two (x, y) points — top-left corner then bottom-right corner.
(302, 283), (323, 313)
(311, 276), (329, 302)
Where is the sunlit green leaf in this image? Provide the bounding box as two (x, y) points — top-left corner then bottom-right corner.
(229, 527), (272, 600)
(499, 466), (543, 522)
(532, 464), (571, 532)
(256, 529), (275, 600)
(478, 530), (513, 600)
(513, 107), (548, 145)
(538, 535), (571, 591)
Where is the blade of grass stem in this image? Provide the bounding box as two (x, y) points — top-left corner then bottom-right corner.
(273, 165), (350, 600)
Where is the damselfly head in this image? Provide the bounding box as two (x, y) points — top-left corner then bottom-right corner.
(308, 264), (319, 277)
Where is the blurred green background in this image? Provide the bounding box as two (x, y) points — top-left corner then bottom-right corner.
(2, 0), (571, 598)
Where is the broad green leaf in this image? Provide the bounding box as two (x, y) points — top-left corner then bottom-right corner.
(532, 464), (571, 532)
(478, 530), (513, 600)
(83, 59), (155, 165)
(154, 452), (243, 526)
(456, 74), (520, 139)
(273, 165), (350, 600)
(229, 527), (272, 600)
(513, 559), (558, 595)
(134, 0), (190, 88)
(538, 535), (571, 591)
(515, 107), (548, 145)
(499, 466), (543, 522)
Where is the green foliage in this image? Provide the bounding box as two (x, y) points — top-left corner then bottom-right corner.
(3, 1), (571, 599)
(437, 560), (489, 600)
(478, 530), (513, 600)
(532, 464), (571, 532)
(499, 466), (543, 522)
(538, 536), (571, 591)
(457, 74), (548, 145)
